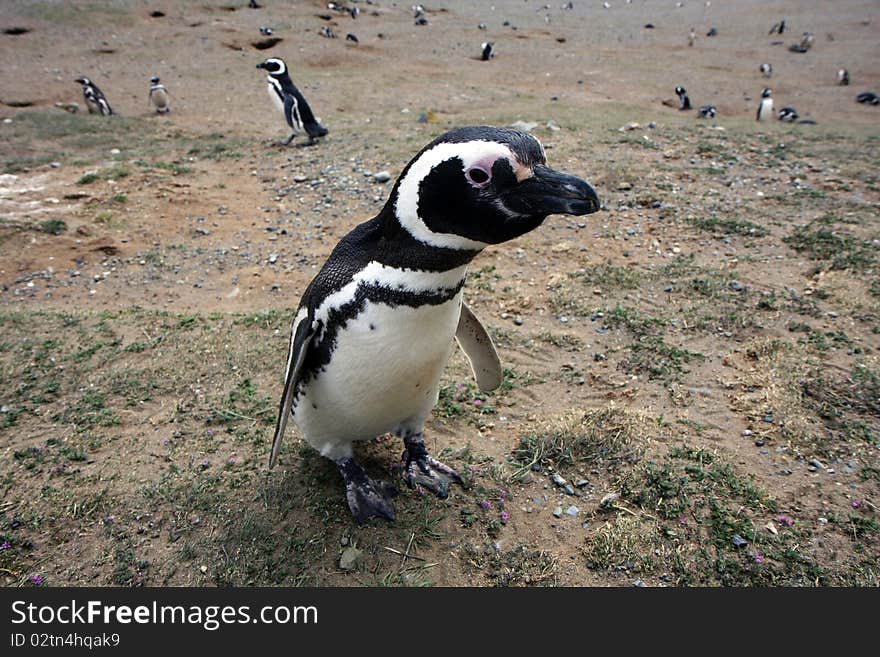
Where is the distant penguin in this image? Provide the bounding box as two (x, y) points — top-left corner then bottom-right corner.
(74, 77), (114, 116)
(675, 86), (691, 110)
(706, 27), (718, 37)
(249, 0), (262, 7)
(777, 106), (798, 122)
(415, 16), (428, 25)
(478, 23), (487, 30)
(320, 26), (337, 38)
(769, 19), (785, 35)
(856, 91), (879, 105)
(760, 63), (772, 78)
(790, 31), (813, 52)
(756, 87), (774, 121)
(346, 33), (359, 43)
(698, 105), (716, 118)
(480, 42), (494, 61)
(259, 26), (273, 36)
(148, 76), (170, 114)
(256, 57), (328, 145)
(838, 68), (850, 85)
(688, 27), (696, 46)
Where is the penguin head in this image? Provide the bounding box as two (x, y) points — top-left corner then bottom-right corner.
(74, 76), (92, 86)
(675, 86), (686, 96)
(150, 75), (160, 85)
(387, 126), (599, 250)
(256, 57), (287, 76)
(761, 87), (773, 98)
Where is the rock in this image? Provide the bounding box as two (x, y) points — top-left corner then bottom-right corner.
(809, 459), (823, 470)
(510, 120), (538, 132)
(617, 182), (632, 191)
(729, 280), (745, 292)
(574, 479), (589, 488)
(565, 505), (579, 516)
(373, 171), (391, 183)
(731, 534), (748, 548)
(562, 484), (577, 496)
(551, 472), (567, 487)
(552, 506), (563, 518)
(339, 546), (362, 571)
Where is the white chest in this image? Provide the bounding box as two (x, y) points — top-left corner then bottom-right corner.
(267, 80), (284, 114)
(758, 98), (774, 120)
(293, 290), (464, 457)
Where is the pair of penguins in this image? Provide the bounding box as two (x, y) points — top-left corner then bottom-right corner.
(74, 76), (170, 115)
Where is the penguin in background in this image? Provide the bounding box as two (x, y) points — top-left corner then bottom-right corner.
(756, 87), (774, 121)
(675, 86), (691, 110)
(698, 105), (716, 118)
(760, 63), (772, 78)
(74, 76), (114, 116)
(777, 106), (798, 122)
(148, 76), (170, 114)
(838, 68), (850, 85)
(256, 57), (328, 145)
(480, 42), (494, 61)
(268, 126), (600, 523)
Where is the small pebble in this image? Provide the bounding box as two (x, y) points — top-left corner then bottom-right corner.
(565, 505), (579, 516)
(552, 507), (563, 518)
(374, 171), (391, 183)
(731, 534), (748, 548)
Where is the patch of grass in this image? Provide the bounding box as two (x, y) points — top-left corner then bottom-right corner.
(621, 337), (704, 381)
(573, 264), (641, 289)
(134, 160), (193, 176)
(460, 543), (557, 586)
(602, 305), (665, 337)
(76, 173), (99, 185)
(686, 215), (769, 237)
(39, 219), (67, 235)
(512, 406), (646, 478)
(784, 216), (877, 272)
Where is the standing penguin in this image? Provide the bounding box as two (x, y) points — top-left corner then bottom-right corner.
(148, 76), (170, 114)
(480, 42), (494, 61)
(269, 126), (600, 523)
(759, 63), (772, 78)
(74, 77), (114, 116)
(256, 57), (328, 145)
(756, 87), (774, 121)
(838, 68), (850, 85)
(675, 86), (691, 110)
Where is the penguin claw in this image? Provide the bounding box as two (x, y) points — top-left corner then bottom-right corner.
(402, 435), (463, 498)
(337, 457), (398, 524)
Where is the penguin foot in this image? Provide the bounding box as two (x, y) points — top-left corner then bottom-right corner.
(402, 434), (463, 498)
(336, 457), (398, 524)
(280, 134), (296, 146)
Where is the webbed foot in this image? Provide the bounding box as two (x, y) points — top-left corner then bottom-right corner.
(336, 457), (398, 524)
(402, 433), (463, 498)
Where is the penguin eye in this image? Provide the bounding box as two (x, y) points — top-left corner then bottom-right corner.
(466, 167), (491, 186)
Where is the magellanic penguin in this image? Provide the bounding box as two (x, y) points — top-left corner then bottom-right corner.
(760, 63), (772, 78)
(756, 87), (774, 121)
(838, 68), (850, 85)
(256, 57), (328, 146)
(74, 77), (114, 116)
(148, 76), (170, 114)
(698, 104), (716, 118)
(675, 86), (691, 110)
(480, 42), (494, 61)
(777, 106), (798, 122)
(269, 126), (600, 523)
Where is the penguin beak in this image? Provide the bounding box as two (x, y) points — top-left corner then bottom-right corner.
(256, 62), (267, 69)
(503, 165), (600, 217)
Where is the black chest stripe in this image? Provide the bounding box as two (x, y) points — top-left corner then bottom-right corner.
(291, 279), (464, 408)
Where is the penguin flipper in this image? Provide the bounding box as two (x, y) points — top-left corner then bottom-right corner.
(282, 93), (304, 133)
(269, 310), (315, 467)
(455, 301), (502, 393)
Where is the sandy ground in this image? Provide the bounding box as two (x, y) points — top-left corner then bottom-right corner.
(0, 0), (878, 587)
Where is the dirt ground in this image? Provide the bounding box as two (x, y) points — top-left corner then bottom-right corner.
(0, 0), (878, 586)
